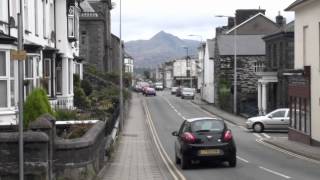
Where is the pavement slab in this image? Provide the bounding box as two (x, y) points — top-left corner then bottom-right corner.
(99, 94), (168, 180)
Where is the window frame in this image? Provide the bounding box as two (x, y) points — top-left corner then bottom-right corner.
(0, 50), (12, 109)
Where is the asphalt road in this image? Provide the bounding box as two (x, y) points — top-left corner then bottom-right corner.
(142, 90), (320, 180)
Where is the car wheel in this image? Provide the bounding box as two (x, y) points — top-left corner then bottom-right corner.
(253, 122), (264, 133)
(181, 96), (184, 99)
(175, 152), (181, 164)
(181, 155), (190, 169)
(228, 154), (237, 167)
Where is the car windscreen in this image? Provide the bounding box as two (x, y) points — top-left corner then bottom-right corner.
(183, 88), (194, 92)
(191, 119), (224, 132)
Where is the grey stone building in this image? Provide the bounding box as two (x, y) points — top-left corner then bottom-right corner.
(257, 21), (294, 115)
(79, 0), (112, 72)
(214, 9), (281, 115)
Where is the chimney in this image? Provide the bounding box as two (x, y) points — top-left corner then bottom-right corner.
(228, 17), (235, 29)
(276, 12), (286, 27)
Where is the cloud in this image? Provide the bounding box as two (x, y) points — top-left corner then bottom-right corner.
(111, 0), (295, 41)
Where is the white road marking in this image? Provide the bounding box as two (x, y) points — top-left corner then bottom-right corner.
(256, 138), (320, 165)
(262, 133), (271, 139)
(253, 133), (262, 139)
(259, 166), (291, 179)
(236, 156), (250, 163)
(143, 101), (186, 180)
(238, 126), (248, 131)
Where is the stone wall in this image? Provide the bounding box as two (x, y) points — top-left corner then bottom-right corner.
(217, 55), (265, 113)
(80, 19), (106, 72)
(0, 120), (106, 180)
(0, 132), (49, 180)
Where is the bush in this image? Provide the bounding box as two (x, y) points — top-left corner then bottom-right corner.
(55, 109), (78, 121)
(74, 87), (91, 109)
(23, 88), (53, 128)
(81, 79), (93, 96)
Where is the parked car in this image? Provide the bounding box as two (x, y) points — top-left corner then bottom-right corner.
(172, 117), (237, 169)
(246, 108), (290, 133)
(171, 87), (178, 94)
(155, 82), (164, 91)
(181, 88), (195, 99)
(176, 86), (183, 97)
(144, 87), (156, 96)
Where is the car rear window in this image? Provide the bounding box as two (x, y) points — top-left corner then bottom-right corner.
(191, 119), (224, 132)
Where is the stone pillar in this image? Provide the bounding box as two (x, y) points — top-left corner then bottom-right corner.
(262, 82), (267, 115)
(258, 82), (262, 115)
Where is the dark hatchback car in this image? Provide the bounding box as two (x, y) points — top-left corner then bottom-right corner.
(172, 117), (237, 169)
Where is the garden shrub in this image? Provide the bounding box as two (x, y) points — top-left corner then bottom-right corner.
(81, 79), (93, 96)
(55, 109), (78, 121)
(23, 88), (53, 128)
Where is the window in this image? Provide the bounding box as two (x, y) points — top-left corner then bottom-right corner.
(270, 110), (286, 118)
(254, 61), (265, 72)
(56, 60), (62, 94)
(24, 56), (34, 96)
(34, 0), (39, 35)
(43, 59), (51, 94)
(24, 0), (29, 31)
(0, 0), (8, 22)
(272, 44), (277, 69)
(303, 26), (309, 66)
(43, 0), (47, 37)
(68, 6), (75, 38)
(0, 51), (7, 107)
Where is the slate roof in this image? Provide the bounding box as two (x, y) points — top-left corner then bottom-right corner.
(263, 21), (294, 39)
(80, 0), (96, 12)
(285, 0), (309, 11)
(217, 35), (265, 56)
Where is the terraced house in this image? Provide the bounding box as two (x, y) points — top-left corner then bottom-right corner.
(0, 0), (83, 125)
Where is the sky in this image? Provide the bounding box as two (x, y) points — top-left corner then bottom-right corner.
(110, 0), (296, 42)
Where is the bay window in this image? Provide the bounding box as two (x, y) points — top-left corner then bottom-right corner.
(68, 6), (75, 38)
(24, 55), (41, 97)
(0, 51), (14, 108)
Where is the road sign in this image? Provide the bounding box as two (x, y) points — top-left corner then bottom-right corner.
(10, 50), (27, 61)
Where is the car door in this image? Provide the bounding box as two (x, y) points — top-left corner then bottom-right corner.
(266, 110), (287, 130)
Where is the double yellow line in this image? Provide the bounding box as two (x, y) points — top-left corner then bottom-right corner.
(143, 100), (186, 180)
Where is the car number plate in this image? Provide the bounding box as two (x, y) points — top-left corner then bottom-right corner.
(198, 149), (221, 156)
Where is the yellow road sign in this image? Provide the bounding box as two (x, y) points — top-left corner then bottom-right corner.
(10, 50), (27, 61)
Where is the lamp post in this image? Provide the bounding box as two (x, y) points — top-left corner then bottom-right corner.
(119, 0), (124, 130)
(188, 34), (204, 96)
(183, 47), (192, 88)
(215, 14), (237, 114)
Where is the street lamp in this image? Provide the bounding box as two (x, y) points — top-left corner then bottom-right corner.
(119, 0), (124, 130)
(215, 14), (238, 114)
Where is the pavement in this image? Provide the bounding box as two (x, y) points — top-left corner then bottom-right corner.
(97, 93), (170, 180)
(192, 93), (320, 163)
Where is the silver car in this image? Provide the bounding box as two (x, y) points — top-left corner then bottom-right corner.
(246, 108), (290, 133)
(181, 88), (195, 99)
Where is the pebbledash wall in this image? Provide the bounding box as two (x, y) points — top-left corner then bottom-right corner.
(0, 117), (106, 180)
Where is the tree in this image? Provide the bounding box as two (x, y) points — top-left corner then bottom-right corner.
(144, 70), (151, 79)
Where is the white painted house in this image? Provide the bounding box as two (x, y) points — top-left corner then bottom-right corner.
(286, 0), (320, 145)
(201, 39), (215, 104)
(173, 59), (197, 88)
(0, 0), (83, 125)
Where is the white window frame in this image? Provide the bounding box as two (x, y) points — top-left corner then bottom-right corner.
(34, 0), (39, 35)
(24, 0), (29, 31)
(254, 61), (265, 73)
(67, 6), (75, 38)
(24, 54), (41, 98)
(43, 58), (51, 96)
(0, 50), (12, 109)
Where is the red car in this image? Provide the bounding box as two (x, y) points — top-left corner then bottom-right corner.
(143, 87), (156, 96)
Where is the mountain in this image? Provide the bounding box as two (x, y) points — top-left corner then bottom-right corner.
(125, 31), (200, 68)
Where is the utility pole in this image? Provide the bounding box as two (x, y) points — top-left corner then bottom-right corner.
(18, 0), (25, 179)
(233, 16), (237, 114)
(119, 0), (124, 130)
